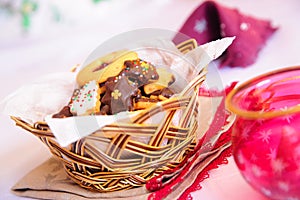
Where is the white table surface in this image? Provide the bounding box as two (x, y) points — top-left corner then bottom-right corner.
(0, 0), (299, 199)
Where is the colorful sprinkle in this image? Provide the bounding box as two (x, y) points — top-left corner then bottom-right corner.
(69, 80), (100, 115)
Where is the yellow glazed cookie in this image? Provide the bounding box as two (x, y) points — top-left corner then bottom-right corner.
(143, 68), (175, 94)
(76, 51), (138, 87)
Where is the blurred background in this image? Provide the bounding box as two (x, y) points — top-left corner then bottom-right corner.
(1, 0), (300, 99)
(1, 0), (300, 96)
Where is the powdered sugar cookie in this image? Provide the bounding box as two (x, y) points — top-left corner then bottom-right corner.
(70, 80), (101, 115)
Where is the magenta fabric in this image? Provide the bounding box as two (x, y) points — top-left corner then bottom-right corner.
(174, 1), (277, 68)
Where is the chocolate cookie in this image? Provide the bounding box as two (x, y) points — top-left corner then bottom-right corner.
(101, 76), (140, 114)
(121, 59), (159, 87)
(53, 106), (73, 118)
(133, 97), (159, 110)
(144, 68), (175, 94)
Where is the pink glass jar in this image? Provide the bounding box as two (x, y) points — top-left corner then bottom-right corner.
(226, 66), (300, 200)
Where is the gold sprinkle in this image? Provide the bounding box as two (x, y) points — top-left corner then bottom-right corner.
(111, 89), (122, 100)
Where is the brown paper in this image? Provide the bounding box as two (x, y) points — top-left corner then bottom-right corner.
(12, 157), (149, 200)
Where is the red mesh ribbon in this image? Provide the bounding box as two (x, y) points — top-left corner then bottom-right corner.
(174, 1), (277, 68)
(146, 82), (237, 200)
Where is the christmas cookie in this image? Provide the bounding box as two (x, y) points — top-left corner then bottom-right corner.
(76, 51), (138, 87)
(69, 80), (101, 116)
(54, 54), (177, 118)
(101, 76), (140, 114)
(159, 88), (174, 98)
(53, 106), (73, 118)
(121, 59), (159, 87)
(143, 68), (175, 94)
(134, 97), (159, 110)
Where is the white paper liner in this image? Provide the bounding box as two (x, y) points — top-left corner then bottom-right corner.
(1, 37), (234, 146)
(1, 72), (76, 123)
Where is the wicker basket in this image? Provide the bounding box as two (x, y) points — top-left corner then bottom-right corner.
(11, 39), (208, 192)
